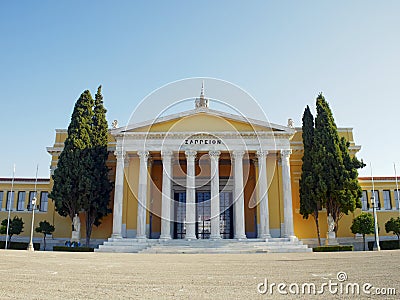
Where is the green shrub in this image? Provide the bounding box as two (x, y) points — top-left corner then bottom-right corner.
(53, 246), (94, 252)
(313, 245), (353, 252)
(368, 240), (400, 251)
(0, 241), (40, 250)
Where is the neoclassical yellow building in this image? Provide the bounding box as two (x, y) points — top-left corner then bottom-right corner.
(1, 93), (399, 252)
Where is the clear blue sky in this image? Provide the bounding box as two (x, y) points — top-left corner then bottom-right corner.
(0, 1), (399, 178)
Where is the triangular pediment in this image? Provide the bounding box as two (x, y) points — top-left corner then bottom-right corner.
(112, 108), (293, 135)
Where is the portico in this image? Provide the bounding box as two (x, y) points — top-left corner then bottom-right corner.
(109, 97), (297, 242)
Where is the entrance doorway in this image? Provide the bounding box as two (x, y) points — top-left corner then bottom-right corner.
(173, 191), (233, 239)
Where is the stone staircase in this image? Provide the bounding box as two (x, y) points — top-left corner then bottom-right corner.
(95, 238), (159, 253)
(96, 238), (311, 253)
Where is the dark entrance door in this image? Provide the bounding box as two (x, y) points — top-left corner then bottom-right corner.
(219, 192), (234, 239)
(196, 192), (211, 239)
(174, 192), (186, 239)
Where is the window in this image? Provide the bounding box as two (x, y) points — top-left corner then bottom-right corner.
(40, 192), (48, 212)
(6, 191), (15, 211)
(383, 190), (392, 210)
(371, 190), (380, 210)
(0, 191), (3, 210)
(28, 191), (36, 211)
(395, 190), (400, 210)
(361, 190), (369, 211)
(17, 191), (26, 211)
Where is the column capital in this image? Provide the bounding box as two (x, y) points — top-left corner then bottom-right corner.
(137, 150), (150, 160)
(281, 149), (292, 158)
(114, 149), (126, 161)
(161, 150), (174, 159)
(256, 150), (269, 158)
(124, 154), (131, 166)
(185, 150), (197, 159)
(208, 150), (221, 159)
(232, 150), (245, 159)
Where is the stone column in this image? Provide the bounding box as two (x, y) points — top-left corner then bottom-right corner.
(232, 150), (247, 239)
(257, 150), (271, 239)
(185, 150), (197, 240)
(209, 150), (221, 239)
(281, 149), (295, 239)
(160, 151), (173, 240)
(112, 149), (126, 239)
(137, 150), (149, 239)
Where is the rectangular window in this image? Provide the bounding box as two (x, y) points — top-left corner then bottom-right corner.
(28, 191), (36, 211)
(6, 191), (15, 211)
(40, 191), (48, 212)
(395, 190), (400, 210)
(17, 191), (26, 211)
(371, 190), (380, 210)
(361, 190), (369, 211)
(383, 190), (392, 210)
(0, 191), (3, 210)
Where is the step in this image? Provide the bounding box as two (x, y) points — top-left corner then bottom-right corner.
(96, 238), (312, 254)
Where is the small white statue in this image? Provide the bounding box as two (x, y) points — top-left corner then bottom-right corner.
(111, 119), (118, 129)
(327, 213), (335, 233)
(287, 118), (294, 128)
(73, 214), (81, 233)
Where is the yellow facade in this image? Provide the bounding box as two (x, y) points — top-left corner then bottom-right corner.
(1, 110), (399, 247)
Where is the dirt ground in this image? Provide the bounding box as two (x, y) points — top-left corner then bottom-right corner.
(0, 250), (398, 299)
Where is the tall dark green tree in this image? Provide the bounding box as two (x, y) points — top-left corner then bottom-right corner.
(299, 106), (321, 245)
(82, 86), (112, 246)
(49, 90), (94, 221)
(313, 93), (364, 234)
(334, 137), (364, 221)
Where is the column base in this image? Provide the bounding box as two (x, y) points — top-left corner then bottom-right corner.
(258, 233), (271, 239)
(210, 235), (222, 240)
(159, 236), (172, 241)
(185, 236), (197, 241)
(235, 235), (247, 240)
(284, 235), (298, 242)
(111, 233), (123, 239)
(136, 235), (147, 240)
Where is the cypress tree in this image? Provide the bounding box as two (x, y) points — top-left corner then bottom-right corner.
(83, 85), (112, 246)
(313, 93), (364, 234)
(299, 105), (321, 245)
(50, 90), (94, 221)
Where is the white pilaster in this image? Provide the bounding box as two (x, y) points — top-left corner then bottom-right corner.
(185, 150), (197, 240)
(232, 150), (247, 239)
(257, 150), (271, 239)
(137, 150), (149, 239)
(281, 149), (295, 239)
(209, 150), (221, 240)
(112, 149), (126, 239)
(160, 151), (173, 240)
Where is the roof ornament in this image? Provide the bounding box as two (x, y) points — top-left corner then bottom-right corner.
(287, 118), (294, 128)
(112, 120), (118, 129)
(195, 80), (209, 109)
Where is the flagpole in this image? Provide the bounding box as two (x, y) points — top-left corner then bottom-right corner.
(5, 164), (16, 250)
(370, 162), (380, 251)
(394, 163), (400, 216)
(27, 165), (39, 251)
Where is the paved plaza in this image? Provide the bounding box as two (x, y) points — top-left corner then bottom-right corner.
(0, 250), (398, 299)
